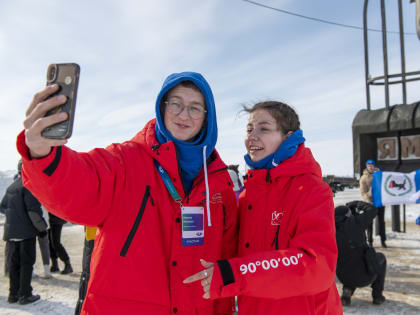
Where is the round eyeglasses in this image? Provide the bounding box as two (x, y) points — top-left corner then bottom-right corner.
(165, 101), (207, 120)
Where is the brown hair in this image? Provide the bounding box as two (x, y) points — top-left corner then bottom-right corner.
(242, 101), (300, 134)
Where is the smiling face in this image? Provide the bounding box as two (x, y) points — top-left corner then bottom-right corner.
(163, 84), (206, 141)
(245, 109), (287, 162)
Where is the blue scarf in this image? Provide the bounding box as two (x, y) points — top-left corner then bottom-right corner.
(244, 129), (305, 170)
(155, 72), (218, 193)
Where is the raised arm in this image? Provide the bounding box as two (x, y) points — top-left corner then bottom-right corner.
(18, 86), (126, 227)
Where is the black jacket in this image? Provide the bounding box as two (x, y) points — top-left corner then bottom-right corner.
(335, 201), (378, 287)
(1, 176), (46, 240)
(48, 212), (67, 225)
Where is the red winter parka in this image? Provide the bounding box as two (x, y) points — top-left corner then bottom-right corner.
(17, 119), (238, 315)
(210, 144), (342, 314)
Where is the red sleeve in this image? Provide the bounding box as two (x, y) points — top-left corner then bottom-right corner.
(213, 185), (238, 314)
(211, 182), (337, 300)
(17, 130), (126, 227)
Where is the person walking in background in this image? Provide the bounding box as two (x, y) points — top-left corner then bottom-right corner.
(74, 226), (97, 315)
(185, 101), (341, 314)
(1, 201), (12, 278)
(335, 201), (387, 306)
(1, 170), (21, 277)
(1, 160), (46, 305)
(48, 212), (73, 274)
(18, 71), (238, 314)
(360, 159), (387, 248)
(37, 205), (51, 278)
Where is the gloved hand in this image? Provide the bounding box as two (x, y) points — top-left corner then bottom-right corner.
(38, 230), (48, 238)
(355, 201), (375, 212)
(346, 200), (374, 214)
(345, 200), (360, 214)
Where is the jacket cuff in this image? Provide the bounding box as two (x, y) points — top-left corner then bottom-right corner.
(17, 130), (61, 177)
(210, 261), (225, 298)
(217, 260), (235, 286)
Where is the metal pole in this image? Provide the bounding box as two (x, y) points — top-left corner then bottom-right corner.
(403, 204), (406, 233)
(391, 205), (401, 232)
(363, 0), (371, 110)
(380, 0), (390, 108)
(398, 0), (407, 105)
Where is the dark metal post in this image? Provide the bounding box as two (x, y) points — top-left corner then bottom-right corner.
(391, 205), (401, 232)
(398, 0), (407, 105)
(380, 0), (390, 108)
(363, 0), (371, 110)
(403, 204), (406, 233)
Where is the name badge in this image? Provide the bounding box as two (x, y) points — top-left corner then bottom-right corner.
(181, 206), (204, 246)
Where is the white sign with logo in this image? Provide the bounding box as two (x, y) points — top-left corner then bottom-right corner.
(379, 171), (419, 205)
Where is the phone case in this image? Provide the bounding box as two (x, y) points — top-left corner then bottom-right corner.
(41, 63), (80, 139)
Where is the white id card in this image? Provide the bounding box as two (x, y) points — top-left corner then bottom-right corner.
(181, 206), (204, 246)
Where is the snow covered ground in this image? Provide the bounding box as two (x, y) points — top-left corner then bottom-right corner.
(0, 189), (419, 314)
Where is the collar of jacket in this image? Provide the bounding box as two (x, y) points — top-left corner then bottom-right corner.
(244, 144), (322, 186)
(362, 167), (380, 177)
(130, 119), (228, 198)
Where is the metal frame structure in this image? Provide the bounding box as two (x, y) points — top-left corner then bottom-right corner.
(363, 0), (420, 110)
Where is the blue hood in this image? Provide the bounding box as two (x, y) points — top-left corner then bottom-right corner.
(155, 72), (218, 192)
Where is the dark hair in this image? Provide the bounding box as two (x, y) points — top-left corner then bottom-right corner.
(177, 80), (201, 93)
(242, 101), (300, 134)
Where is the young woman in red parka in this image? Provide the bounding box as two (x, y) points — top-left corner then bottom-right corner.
(185, 101), (342, 314)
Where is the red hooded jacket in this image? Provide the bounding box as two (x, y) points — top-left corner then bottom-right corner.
(210, 145), (342, 314)
(17, 119), (238, 315)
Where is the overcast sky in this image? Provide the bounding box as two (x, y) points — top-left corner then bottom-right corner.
(1, 0), (419, 175)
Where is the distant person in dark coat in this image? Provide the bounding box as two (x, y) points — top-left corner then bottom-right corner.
(1, 195), (12, 277)
(1, 160), (46, 305)
(335, 200), (387, 306)
(1, 173), (19, 276)
(48, 212), (73, 274)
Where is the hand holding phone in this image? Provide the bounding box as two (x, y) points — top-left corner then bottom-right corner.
(41, 63), (80, 139)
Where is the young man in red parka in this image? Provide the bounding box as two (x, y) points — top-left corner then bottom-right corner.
(18, 72), (238, 315)
(185, 101), (342, 314)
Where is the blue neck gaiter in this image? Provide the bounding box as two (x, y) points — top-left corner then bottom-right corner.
(244, 129), (305, 170)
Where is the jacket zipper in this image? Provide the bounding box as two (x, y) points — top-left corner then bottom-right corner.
(271, 225), (280, 250)
(120, 185), (151, 257)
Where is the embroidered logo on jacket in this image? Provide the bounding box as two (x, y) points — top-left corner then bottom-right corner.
(210, 192), (223, 204)
(271, 210), (283, 225)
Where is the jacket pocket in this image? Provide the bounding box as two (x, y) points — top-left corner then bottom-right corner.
(120, 185), (151, 257)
